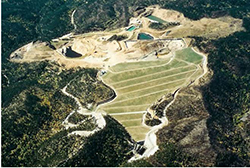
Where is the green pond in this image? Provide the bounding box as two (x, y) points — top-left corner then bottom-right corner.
(138, 33), (154, 40)
(127, 26), (136, 31)
(147, 15), (167, 24)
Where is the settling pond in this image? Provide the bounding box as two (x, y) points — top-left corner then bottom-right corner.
(127, 26), (136, 31)
(138, 33), (154, 40)
(147, 15), (167, 24)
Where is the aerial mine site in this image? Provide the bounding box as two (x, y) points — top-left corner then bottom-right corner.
(9, 5), (245, 160)
(3, 2), (249, 167)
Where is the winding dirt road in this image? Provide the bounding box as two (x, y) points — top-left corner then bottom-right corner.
(128, 47), (208, 161)
(141, 47), (208, 159)
(61, 44), (208, 162)
(61, 83), (106, 137)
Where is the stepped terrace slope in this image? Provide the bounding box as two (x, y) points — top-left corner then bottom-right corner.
(98, 47), (204, 140)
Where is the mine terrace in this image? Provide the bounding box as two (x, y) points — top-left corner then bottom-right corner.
(9, 5), (244, 160)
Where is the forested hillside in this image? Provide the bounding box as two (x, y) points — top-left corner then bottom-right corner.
(2, 0), (250, 166)
(1, 61), (128, 166)
(198, 29), (250, 166)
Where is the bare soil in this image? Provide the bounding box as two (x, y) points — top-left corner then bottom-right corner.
(10, 6), (243, 69)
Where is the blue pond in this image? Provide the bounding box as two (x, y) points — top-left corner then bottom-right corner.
(137, 33), (154, 40)
(127, 26), (136, 31)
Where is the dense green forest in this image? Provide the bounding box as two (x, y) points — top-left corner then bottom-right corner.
(198, 29), (250, 166)
(1, 61), (118, 166)
(2, 0), (250, 166)
(66, 71), (114, 109)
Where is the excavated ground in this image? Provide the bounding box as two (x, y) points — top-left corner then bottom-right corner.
(9, 5), (244, 159)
